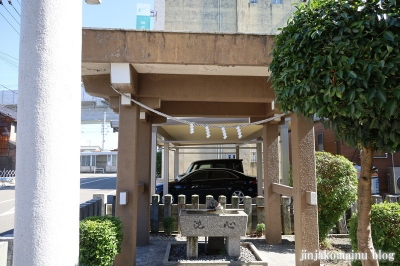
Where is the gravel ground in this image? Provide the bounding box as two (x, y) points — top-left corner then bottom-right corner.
(169, 244), (257, 263)
(135, 234), (353, 266)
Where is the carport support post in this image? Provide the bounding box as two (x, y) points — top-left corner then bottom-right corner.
(174, 147), (179, 179)
(136, 118), (152, 246)
(13, 0), (81, 265)
(151, 126), (157, 196)
(256, 142), (263, 196)
(263, 123), (282, 244)
(163, 143), (169, 195)
(114, 103), (140, 265)
(290, 113), (319, 265)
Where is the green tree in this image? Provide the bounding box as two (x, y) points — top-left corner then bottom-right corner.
(269, 0), (400, 265)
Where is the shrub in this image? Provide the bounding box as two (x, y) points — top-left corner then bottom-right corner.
(84, 216), (124, 253)
(163, 216), (175, 235)
(349, 202), (400, 265)
(290, 152), (358, 241)
(315, 152), (358, 241)
(254, 223), (265, 237)
(79, 216), (124, 266)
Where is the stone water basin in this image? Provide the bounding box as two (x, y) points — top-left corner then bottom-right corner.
(179, 209), (248, 258)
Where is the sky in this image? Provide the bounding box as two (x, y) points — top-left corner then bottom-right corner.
(0, 0), (154, 150)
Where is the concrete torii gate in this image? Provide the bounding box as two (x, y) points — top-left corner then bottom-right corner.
(81, 29), (320, 266)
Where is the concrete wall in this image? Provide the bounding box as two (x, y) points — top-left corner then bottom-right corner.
(161, 0), (298, 34)
(237, 0), (298, 34)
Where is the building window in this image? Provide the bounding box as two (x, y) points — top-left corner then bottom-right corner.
(271, 0), (282, 4)
(107, 154), (117, 166)
(317, 133), (324, 151)
(81, 155), (91, 166)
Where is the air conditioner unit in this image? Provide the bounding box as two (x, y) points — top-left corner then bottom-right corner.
(387, 167), (400, 195)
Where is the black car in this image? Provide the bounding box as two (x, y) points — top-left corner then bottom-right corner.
(156, 168), (257, 204)
(176, 159), (244, 180)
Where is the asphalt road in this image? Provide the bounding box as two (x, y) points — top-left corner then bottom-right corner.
(0, 174), (116, 236)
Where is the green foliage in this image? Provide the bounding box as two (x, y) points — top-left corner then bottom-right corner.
(289, 152), (357, 240)
(316, 152), (358, 240)
(79, 216), (124, 266)
(163, 216), (175, 235)
(349, 202), (400, 265)
(255, 223), (265, 237)
(270, 0), (400, 152)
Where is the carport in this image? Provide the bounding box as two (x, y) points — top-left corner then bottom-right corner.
(81, 29), (319, 266)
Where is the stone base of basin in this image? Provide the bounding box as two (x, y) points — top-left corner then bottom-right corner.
(163, 242), (268, 266)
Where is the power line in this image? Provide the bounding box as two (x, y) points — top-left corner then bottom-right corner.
(0, 51), (18, 67)
(0, 2), (20, 25)
(7, 0), (20, 17)
(0, 51), (18, 70)
(0, 51), (17, 61)
(0, 58), (18, 72)
(0, 56), (17, 65)
(0, 84), (18, 95)
(0, 87), (18, 95)
(0, 11), (19, 35)
(0, 56), (18, 70)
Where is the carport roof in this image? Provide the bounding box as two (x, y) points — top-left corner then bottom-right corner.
(81, 29), (283, 145)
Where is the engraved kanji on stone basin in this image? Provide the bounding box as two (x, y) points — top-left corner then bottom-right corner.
(179, 209), (248, 258)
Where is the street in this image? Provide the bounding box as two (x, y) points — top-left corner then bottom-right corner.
(0, 174), (116, 236)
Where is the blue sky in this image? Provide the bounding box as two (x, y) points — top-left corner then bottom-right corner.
(0, 0), (154, 92)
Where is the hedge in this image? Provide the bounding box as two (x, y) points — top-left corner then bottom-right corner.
(79, 216), (123, 266)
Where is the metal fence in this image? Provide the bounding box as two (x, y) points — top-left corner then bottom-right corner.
(0, 170), (15, 186)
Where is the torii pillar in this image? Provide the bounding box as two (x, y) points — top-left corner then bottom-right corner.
(14, 0), (81, 265)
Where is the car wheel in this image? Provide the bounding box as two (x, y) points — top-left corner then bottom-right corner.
(161, 193), (176, 204)
(230, 189), (245, 204)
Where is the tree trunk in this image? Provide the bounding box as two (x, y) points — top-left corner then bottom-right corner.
(357, 146), (378, 266)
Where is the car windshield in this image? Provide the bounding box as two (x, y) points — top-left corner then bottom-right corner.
(184, 163), (194, 174)
(185, 162), (213, 174)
